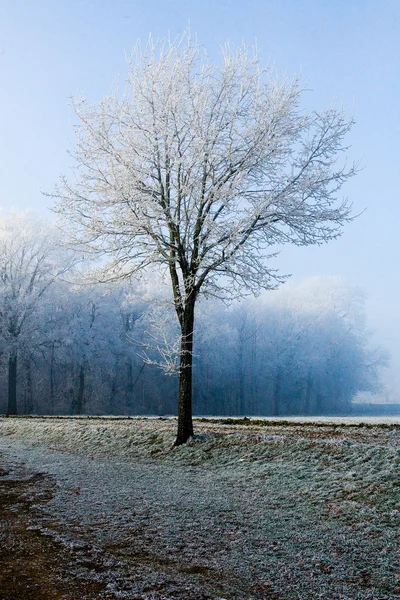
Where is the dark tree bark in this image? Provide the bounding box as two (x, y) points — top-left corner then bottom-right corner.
(249, 330), (257, 416)
(127, 358), (133, 396)
(49, 344), (55, 415)
(23, 357), (34, 415)
(71, 364), (85, 415)
(272, 366), (282, 417)
(174, 298), (195, 446)
(128, 363), (145, 412)
(25, 358), (34, 414)
(109, 357), (119, 414)
(237, 343), (245, 416)
(304, 369), (313, 415)
(7, 353), (18, 416)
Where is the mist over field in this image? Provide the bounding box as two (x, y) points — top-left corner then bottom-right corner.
(0, 211), (392, 419)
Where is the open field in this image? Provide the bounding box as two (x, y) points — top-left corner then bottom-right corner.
(0, 417), (399, 599)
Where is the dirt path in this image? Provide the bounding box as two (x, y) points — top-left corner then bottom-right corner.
(0, 454), (246, 600)
(0, 461), (110, 600)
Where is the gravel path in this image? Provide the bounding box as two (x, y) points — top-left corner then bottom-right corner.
(0, 418), (399, 599)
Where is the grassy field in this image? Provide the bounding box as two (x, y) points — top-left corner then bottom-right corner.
(0, 417), (399, 599)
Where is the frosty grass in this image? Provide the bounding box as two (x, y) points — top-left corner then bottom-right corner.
(0, 416), (399, 599)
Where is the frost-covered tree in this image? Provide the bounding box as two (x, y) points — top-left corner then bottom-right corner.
(51, 32), (357, 443)
(0, 211), (75, 415)
(191, 278), (388, 417)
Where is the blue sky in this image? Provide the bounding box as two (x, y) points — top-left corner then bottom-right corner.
(1, 0), (399, 396)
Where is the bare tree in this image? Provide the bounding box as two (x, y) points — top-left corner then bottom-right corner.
(51, 32), (357, 444)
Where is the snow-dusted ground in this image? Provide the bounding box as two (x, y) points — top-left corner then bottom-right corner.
(200, 416), (400, 424)
(1, 417), (399, 599)
(9, 414), (400, 424)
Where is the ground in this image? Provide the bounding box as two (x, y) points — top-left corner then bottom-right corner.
(0, 416), (399, 599)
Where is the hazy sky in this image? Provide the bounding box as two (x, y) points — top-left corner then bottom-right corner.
(1, 0), (399, 396)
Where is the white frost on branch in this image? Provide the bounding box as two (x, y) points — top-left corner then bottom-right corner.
(133, 306), (181, 375)
(50, 30), (357, 309)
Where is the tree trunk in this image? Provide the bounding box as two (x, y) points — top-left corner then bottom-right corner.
(272, 366), (282, 416)
(25, 358), (34, 414)
(304, 369), (312, 415)
(237, 343), (245, 415)
(109, 357), (118, 415)
(77, 365), (85, 414)
(249, 328), (257, 416)
(174, 299), (195, 446)
(7, 353), (17, 416)
(72, 365), (85, 415)
(127, 357), (133, 395)
(49, 344), (55, 415)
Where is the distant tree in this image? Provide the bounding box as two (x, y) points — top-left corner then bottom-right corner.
(246, 278), (388, 415)
(192, 279), (388, 417)
(51, 32), (357, 444)
(20, 279), (147, 416)
(0, 211), (75, 415)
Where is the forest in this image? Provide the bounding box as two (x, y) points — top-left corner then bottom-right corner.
(0, 211), (387, 418)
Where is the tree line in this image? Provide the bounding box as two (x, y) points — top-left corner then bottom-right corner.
(0, 211), (387, 417)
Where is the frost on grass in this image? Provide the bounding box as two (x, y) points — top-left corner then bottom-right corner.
(0, 417), (399, 599)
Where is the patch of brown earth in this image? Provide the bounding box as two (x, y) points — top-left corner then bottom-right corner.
(0, 461), (256, 600)
(0, 466), (107, 600)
